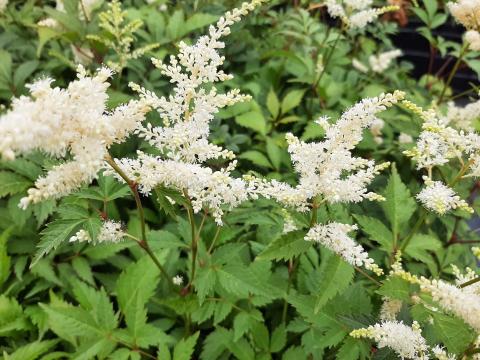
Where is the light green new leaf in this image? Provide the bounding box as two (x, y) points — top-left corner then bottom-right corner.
(116, 255), (160, 339)
(381, 165), (416, 237)
(0, 171), (31, 198)
(235, 111), (267, 135)
(173, 331), (199, 360)
(256, 230), (310, 261)
(266, 88), (280, 119)
(281, 89), (305, 114)
(314, 255), (354, 313)
(239, 150), (272, 168)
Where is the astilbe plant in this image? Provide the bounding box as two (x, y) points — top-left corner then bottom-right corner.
(2, 0), (480, 359)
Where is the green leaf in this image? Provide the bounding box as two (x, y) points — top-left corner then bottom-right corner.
(200, 327), (230, 360)
(173, 331), (199, 360)
(116, 255), (161, 339)
(377, 276), (412, 301)
(13, 60), (39, 89)
(235, 111), (267, 135)
(167, 10), (185, 39)
(0, 50), (12, 84)
(381, 164), (416, 237)
(281, 89), (305, 114)
(354, 214), (393, 252)
(184, 13), (218, 34)
(0, 171), (31, 197)
(4, 340), (59, 360)
(431, 312), (475, 354)
(266, 138), (282, 170)
(256, 230), (310, 261)
(266, 88), (280, 119)
(270, 324), (286, 353)
(239, 150), (272, 168)
(0, 228), (12, 288)
(31, 218), (86, 268)
(72, 256), (95, 285)
(314, 254), (354, 313)
(336, 337), (369, 360)
(404, 234), (441, 263)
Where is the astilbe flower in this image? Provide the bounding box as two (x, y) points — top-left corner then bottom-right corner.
(109, 0), (266, 225)
(369, 49), (402, 73)
(350, 321), (429, 359)
(250, 91), (405, 210)
(431, 345), (457, 360)
(379, 297), (403, 321)
(0, 66), (151, 208)
(305, 223), (383, 275)
(442, 97), (480, 131)
(419, 276), (480, 332)
(69, 220), (125, 244)
(0, 0), (8, 13)
(416, 178), (472, 215)
(325, 0), (398, 29)
(465, 29), (480, 50)
(447, 0), (480, 31)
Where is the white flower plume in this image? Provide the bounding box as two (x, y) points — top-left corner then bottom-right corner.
(109, 0), (267, 225)
(250, 91), (404, 210)
(0, 66), (151, 208)
(350, 321), (429, 360)
(305, 222), (383, 275)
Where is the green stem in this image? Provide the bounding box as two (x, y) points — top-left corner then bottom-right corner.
(105, 154), (174, 289)
(400, 209), (428, 252)
(183, 190), (198, 291)
(459, 276), (480, 288)
(313, 31), (342, 91)
(438, 44), (468, 105)
(354, 266), (381, 286)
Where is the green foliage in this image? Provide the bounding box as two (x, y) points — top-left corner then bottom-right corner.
(1, 0), (480, 358)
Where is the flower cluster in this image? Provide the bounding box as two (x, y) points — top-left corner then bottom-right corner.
(448, 0), (480, 50)
(369, 49), (402, 73)
(442, 98), (480, 130)
(305, 222), (383, 275)
(419, 277), (480, 332)
(0, 0), (8, 13)
(250, 91), (404, 210)
(403, 101), (480, 214)
(109, 0), (266, 224)
(350, 321), (429, 359)
(379, 297), (403, 321)
(0, 66), (151, 208)
(325, 0), (398, 29)
(416, 178), (472, 215)
(69, 220), (125, 244)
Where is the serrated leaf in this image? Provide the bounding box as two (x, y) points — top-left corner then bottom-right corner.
(336, 337), (370, 360)
(256, 230), (310, 261)
(235, 111), (267, 135)
(200, 327), (230, 360)
(314, 255), (354, 313)
(270, 324), (286, 353)
(354, 214), (393, 252)
(266, 138), (282, 170)
(377, 277), (412, 301)
(173, 331), (199, 360)
(4, 340), (59, 360)
(404, 234), (441, 263)
(0, 171), (31, 197)
(31, 218), (85, 268)
(116, 255), (161, 339)
(381, 165), (416, 237)
(431, 313), (475, 354)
